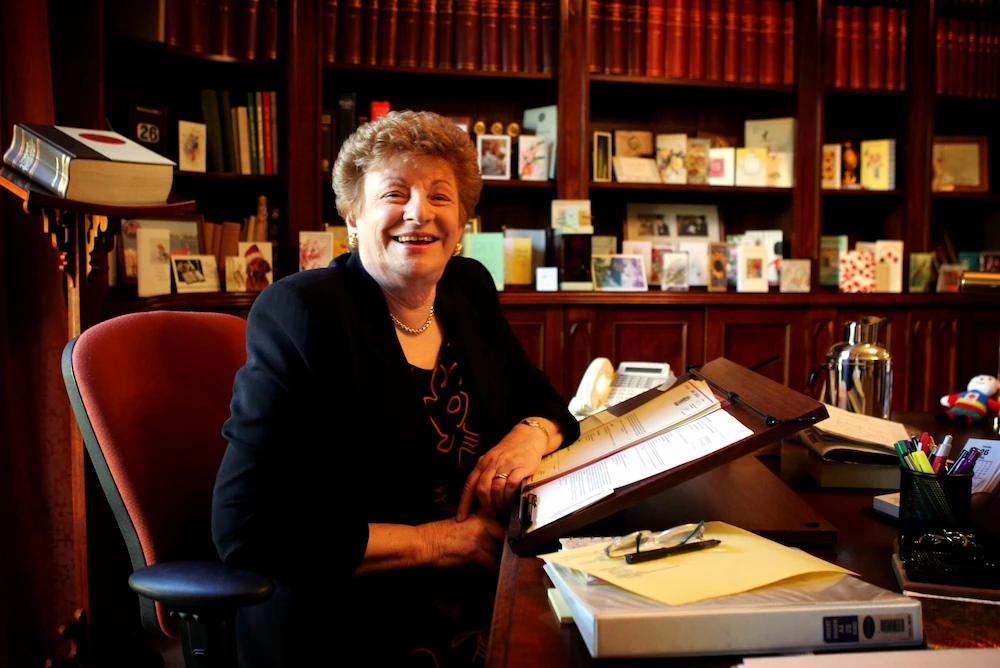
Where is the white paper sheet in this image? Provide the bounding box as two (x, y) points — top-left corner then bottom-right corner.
(529, 380), (719, 487)
(529, 411), (753, 531)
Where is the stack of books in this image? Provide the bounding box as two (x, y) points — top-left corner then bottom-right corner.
(2, 124), (174, 206)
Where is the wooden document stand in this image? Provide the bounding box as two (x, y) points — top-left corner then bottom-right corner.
(507, 357), (831, 556)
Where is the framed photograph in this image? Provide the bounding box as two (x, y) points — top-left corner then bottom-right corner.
(478, 134), (511, 180)
(177, 120), (207, 172)
(171, 255), (220, 293)
(119, 215), (204, 284)
(981, 251), (1000, 273)
(593, 131), (612, 182)
(591, 254), (649, 292)
(625, 203), (721, 243)
(932, 136), (989, 192)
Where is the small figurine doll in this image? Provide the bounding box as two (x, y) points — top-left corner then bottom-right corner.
(938, 374), (1000, 425)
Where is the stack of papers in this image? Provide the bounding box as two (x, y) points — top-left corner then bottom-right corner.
(541, 522), (923, 659)
(798, 405), (910, 465)
(525, 380), (755, 530)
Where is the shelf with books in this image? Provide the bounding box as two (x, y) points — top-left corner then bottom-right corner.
(324, 63), (555, 80)
(173, 171), (281, 182)
(589, 74), (793, 92)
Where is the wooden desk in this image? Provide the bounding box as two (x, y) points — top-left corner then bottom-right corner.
(486, 414), (1000, 667)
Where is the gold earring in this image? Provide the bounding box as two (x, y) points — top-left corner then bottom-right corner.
(453, 242), (463, 257)
(348, 231), (359, 249)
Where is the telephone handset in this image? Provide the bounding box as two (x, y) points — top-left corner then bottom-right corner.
(568, 358), (673, 418)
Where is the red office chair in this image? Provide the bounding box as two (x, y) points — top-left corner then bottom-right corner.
(62, 311), (273, 668)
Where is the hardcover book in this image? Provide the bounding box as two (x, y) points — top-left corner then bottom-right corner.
(3, 124), (175, 205)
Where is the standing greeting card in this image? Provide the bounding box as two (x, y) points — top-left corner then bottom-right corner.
(519, 135), (549, 181)
(659, 251), (690, 292)
(686, 138), (712, 185)
(737, 244), (769, 292)
(779, 259), (811, 293)
(708, 242), (729, 292)
(908, 252), (936, 292)
(655, 134), (688, 184)
(839, 250), (876, 293)
(875, 240), (904, 293)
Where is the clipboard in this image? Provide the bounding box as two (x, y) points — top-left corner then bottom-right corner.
(507, 357), (830, 556)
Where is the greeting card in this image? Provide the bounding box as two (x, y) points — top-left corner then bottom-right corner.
(839, 250), (876, 293)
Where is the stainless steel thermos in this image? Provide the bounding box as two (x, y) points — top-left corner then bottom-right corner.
(818, 316), (894, 419)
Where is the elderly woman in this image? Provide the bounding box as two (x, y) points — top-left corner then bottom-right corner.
(212, 110), (579, 666)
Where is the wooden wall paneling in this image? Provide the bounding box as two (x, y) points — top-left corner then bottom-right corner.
(904, 0), (936, 256)
(285, 0), (323, 275)
(563, 306), (598, 401)
(704, 307), (805, 388)
(791, 0), (823, 268)
(963, 309), (1000, 382)
(595, 306), (706, 378)
(904, 309), (961, 412)
(559, 0), (589, 199)
(803, 308), (839, 398)
(503, 306), (565, 395)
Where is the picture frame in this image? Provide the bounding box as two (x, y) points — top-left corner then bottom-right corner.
(593, 131), (612, 182)
(171, 255), (220, 293)
(624, 204), (722, 244)
(591, 254), (649, 292)
(936, 263), (964, 293)
(478, 134), (511, 180)
(932, 136), (989, 192)
(119, 215), (205, 284)
(981, 251), (1000, 273)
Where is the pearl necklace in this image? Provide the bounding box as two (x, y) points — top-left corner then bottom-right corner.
(390, 306), (435, 335)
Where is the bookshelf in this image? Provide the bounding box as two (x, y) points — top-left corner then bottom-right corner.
(82, 0), (999, 413)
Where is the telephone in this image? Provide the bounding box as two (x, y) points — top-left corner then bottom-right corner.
(568, 358), (673, 418)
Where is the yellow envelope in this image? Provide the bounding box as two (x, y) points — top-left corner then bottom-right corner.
(539, 522), (855, 606)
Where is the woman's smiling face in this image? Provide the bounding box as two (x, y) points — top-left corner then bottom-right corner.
(349, 154), (463, 296)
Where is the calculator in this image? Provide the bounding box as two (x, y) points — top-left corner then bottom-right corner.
(605, 362), (672, 406)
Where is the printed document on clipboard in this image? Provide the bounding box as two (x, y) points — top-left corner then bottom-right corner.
(524, 380), (754, 532)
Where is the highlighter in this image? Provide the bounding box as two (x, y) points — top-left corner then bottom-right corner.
(911, 450), (934, 474)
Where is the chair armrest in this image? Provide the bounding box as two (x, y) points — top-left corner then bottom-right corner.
(129, 561), (274, 611)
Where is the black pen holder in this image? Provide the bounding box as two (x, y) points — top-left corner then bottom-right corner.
(897, 467), (999, 588)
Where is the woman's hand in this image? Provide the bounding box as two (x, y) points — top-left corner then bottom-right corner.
(456, 420), (552, 521)
(418, 512), (507, 570)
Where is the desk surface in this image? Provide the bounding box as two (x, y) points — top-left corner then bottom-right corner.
(486, 414), (1000, 667)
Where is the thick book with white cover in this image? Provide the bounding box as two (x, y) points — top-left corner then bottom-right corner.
(3, 124), (174, 205)
(544, 563), (922, 659)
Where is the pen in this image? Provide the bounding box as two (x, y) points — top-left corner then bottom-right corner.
(954, 447), (982, 475)
(626, 539), (722, 564)
(919, 432), (929, 453)
(948, 448), (970, 475)
(930, 435), (952, 474)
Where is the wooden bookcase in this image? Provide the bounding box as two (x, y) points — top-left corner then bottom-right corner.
(92, 0), (1000, 413)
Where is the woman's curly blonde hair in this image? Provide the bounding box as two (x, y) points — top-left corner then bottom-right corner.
(332, 110), (482, 223)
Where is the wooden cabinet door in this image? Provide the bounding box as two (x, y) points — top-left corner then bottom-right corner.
(595, 306), (705, 378)
(502, 306), (565, 395)
(903, 309), (961, 412)
(961, 309), (1000, 385)
(705, 307), (808, 390)
(563, 306), (599, 402)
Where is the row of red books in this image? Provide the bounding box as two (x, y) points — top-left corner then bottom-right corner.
(824, 2), (907, 91)
(323, 0), (559, 73)
(936, 16), (1000, 98)
(162, 0), (279, 60)
(590, 0), (796, 85)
